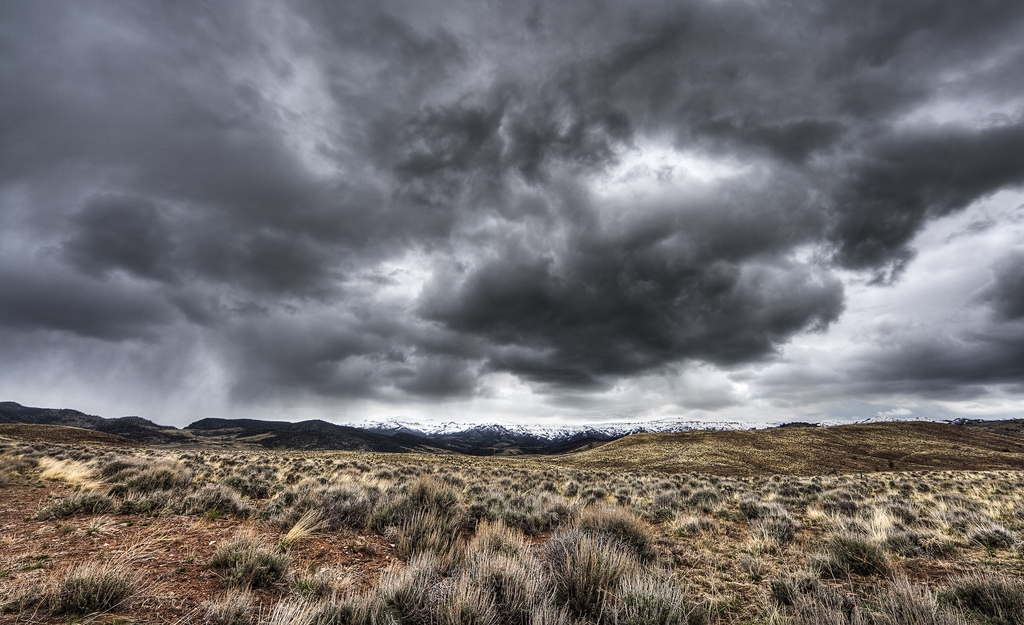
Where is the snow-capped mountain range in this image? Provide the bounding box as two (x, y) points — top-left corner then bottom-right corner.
(356, 413), (985, 441)
(355, 417), (753, 440)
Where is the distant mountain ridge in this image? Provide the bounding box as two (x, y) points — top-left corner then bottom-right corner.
(5, 401), (1018, 456)
(0, 402), (620, 455)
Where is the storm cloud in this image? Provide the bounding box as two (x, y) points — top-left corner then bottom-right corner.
(1, 0), (1023, 425)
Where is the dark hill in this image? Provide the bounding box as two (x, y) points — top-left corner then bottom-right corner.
(0, 402), (186, 445)
(186, 417), (439, 453)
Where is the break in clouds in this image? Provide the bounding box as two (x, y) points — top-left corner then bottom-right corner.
(1, 0), (1023, 426)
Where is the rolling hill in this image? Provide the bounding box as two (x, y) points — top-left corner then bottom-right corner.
(552, 421), (1024, 475)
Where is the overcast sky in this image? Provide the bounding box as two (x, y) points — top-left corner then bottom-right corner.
(2, 1), (1024, 428)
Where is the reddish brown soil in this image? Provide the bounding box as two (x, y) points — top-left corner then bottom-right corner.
(0, 474), (398, 624)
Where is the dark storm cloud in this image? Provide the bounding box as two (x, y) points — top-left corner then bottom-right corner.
(420, 186), (845, 387)
(829, 121), (1024, 279)
(2, 0), (1024, 416)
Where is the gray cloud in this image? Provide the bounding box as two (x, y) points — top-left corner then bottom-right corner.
(0, 264), (173, 341)
(982, 249), (1024, 321)
(63, 195), (176, 282)
(1, 0), (1024, 422)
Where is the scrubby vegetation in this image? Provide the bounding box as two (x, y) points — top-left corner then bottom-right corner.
(1, 436), (1024, 623)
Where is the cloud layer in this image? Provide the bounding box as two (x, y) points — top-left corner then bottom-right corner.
(1, 0), (1023, 425)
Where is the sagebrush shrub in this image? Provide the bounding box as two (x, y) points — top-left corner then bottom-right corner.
(210, 533), (290, 589)
(614, 573), (705, 625)
(465, 550), (544, 625)
(370, 476), (460, 532)
(180, 484), (254, 517)
(376, 553), (439, 625)
(396, 508), (462, 559)
(203, 591), (253, 625)
(34, 491), (113, 520)
(577, 505), (657, 562)
(819, 534), (889, 578)
(546, 529), (637, 621)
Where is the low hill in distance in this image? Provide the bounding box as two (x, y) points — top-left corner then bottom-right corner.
(962, 418), (1024, 440)
(6, 401), (1024, 475)
(0, 423), (143, 447)
(553, 421), (1024, 475)
(0, 402), (613, 455)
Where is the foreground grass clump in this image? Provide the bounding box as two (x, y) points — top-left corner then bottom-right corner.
(210, 532), (291, 589)
(616, 573), (705, 625)
(4, 562), (137, 616)
(941, 573), (1024, 625)
(547, 529), (638, 621)
(204, 591), (255, 625)
(50, 562), (136, 614)
(818, 534), (890, 578)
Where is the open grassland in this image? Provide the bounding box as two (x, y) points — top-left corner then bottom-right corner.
(3, 430), (1024, 624)
(555, 423), (1024, 475)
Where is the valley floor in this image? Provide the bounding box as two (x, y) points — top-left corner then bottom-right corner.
(2, 435), (1024, 624)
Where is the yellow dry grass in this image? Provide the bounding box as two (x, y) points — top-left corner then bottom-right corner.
(37, 457), (102, 490)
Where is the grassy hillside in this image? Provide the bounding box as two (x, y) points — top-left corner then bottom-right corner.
(0, 424), (142, 447)
(553, 422), (1024, 475)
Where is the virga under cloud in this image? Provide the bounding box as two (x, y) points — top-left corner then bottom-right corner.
(1, 0), (1023, 425)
